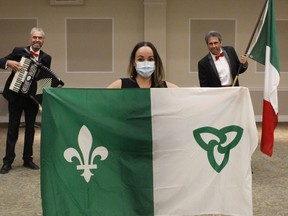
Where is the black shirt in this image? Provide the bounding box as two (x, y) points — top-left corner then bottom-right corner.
(121, 78), (167, 88)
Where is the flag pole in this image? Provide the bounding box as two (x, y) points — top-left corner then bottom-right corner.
(232, 0), (268, 86)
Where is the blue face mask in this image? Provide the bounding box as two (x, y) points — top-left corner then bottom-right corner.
(136, 61), (155, 78)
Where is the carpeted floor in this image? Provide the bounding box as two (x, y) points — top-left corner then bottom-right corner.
(0, 122), (287, 216)
(251, 122), (288, 216)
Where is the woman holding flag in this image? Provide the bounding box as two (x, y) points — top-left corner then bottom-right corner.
(108, 41), (178, 88)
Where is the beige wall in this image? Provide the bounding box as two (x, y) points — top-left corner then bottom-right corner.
(0, 0), (287, 122)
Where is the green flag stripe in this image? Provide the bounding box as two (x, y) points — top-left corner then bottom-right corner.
(249, 0), (280, 73)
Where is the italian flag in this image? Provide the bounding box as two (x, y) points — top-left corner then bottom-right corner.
(248, 0), (280, 156)
(40, 87), (258, 216)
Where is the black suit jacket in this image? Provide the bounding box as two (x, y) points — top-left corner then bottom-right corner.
(197, 46), (247, 87)
(0, 46), (52, 102)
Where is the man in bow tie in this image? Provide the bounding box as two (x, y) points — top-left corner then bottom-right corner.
(198, 30), (248, 87)
(0, 27), (52, 174)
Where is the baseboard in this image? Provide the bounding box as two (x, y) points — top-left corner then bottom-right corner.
(1, 115), (288, 123)
(0, 116), (42, 123)
(255, 115), (288, 122)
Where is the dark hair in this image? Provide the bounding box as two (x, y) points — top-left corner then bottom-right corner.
(204, 30), (222, 44)
(127, 41), (166, 87)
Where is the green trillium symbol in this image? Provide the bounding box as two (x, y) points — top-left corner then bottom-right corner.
(193, 125), (243, 173)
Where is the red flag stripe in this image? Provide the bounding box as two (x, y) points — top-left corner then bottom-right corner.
(260, 99), (278, 156)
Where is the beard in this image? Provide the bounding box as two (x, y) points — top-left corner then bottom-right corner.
(32, 43), (42, 51)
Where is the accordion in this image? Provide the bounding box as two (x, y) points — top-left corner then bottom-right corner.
(9, 56), (64, 104)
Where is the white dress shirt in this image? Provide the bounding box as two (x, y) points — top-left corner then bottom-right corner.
(211, 50), (232, 86)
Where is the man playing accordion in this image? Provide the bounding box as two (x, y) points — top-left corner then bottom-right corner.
(0, 27), (62, 174)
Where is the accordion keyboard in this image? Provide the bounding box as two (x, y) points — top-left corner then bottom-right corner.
(9, 57), (32, 93)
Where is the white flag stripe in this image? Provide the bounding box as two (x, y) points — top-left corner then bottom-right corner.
(264, 46), (280, 113)
(151, 87), (257, 216)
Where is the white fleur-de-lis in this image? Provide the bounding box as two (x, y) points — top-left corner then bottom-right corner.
(64, 125), (108, 183)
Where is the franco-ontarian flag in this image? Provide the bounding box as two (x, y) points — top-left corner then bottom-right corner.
(41, 87), (258, 216)
(248, 0), (280, 156)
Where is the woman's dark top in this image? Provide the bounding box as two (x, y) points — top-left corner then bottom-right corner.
(121, 78), (167, 88)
